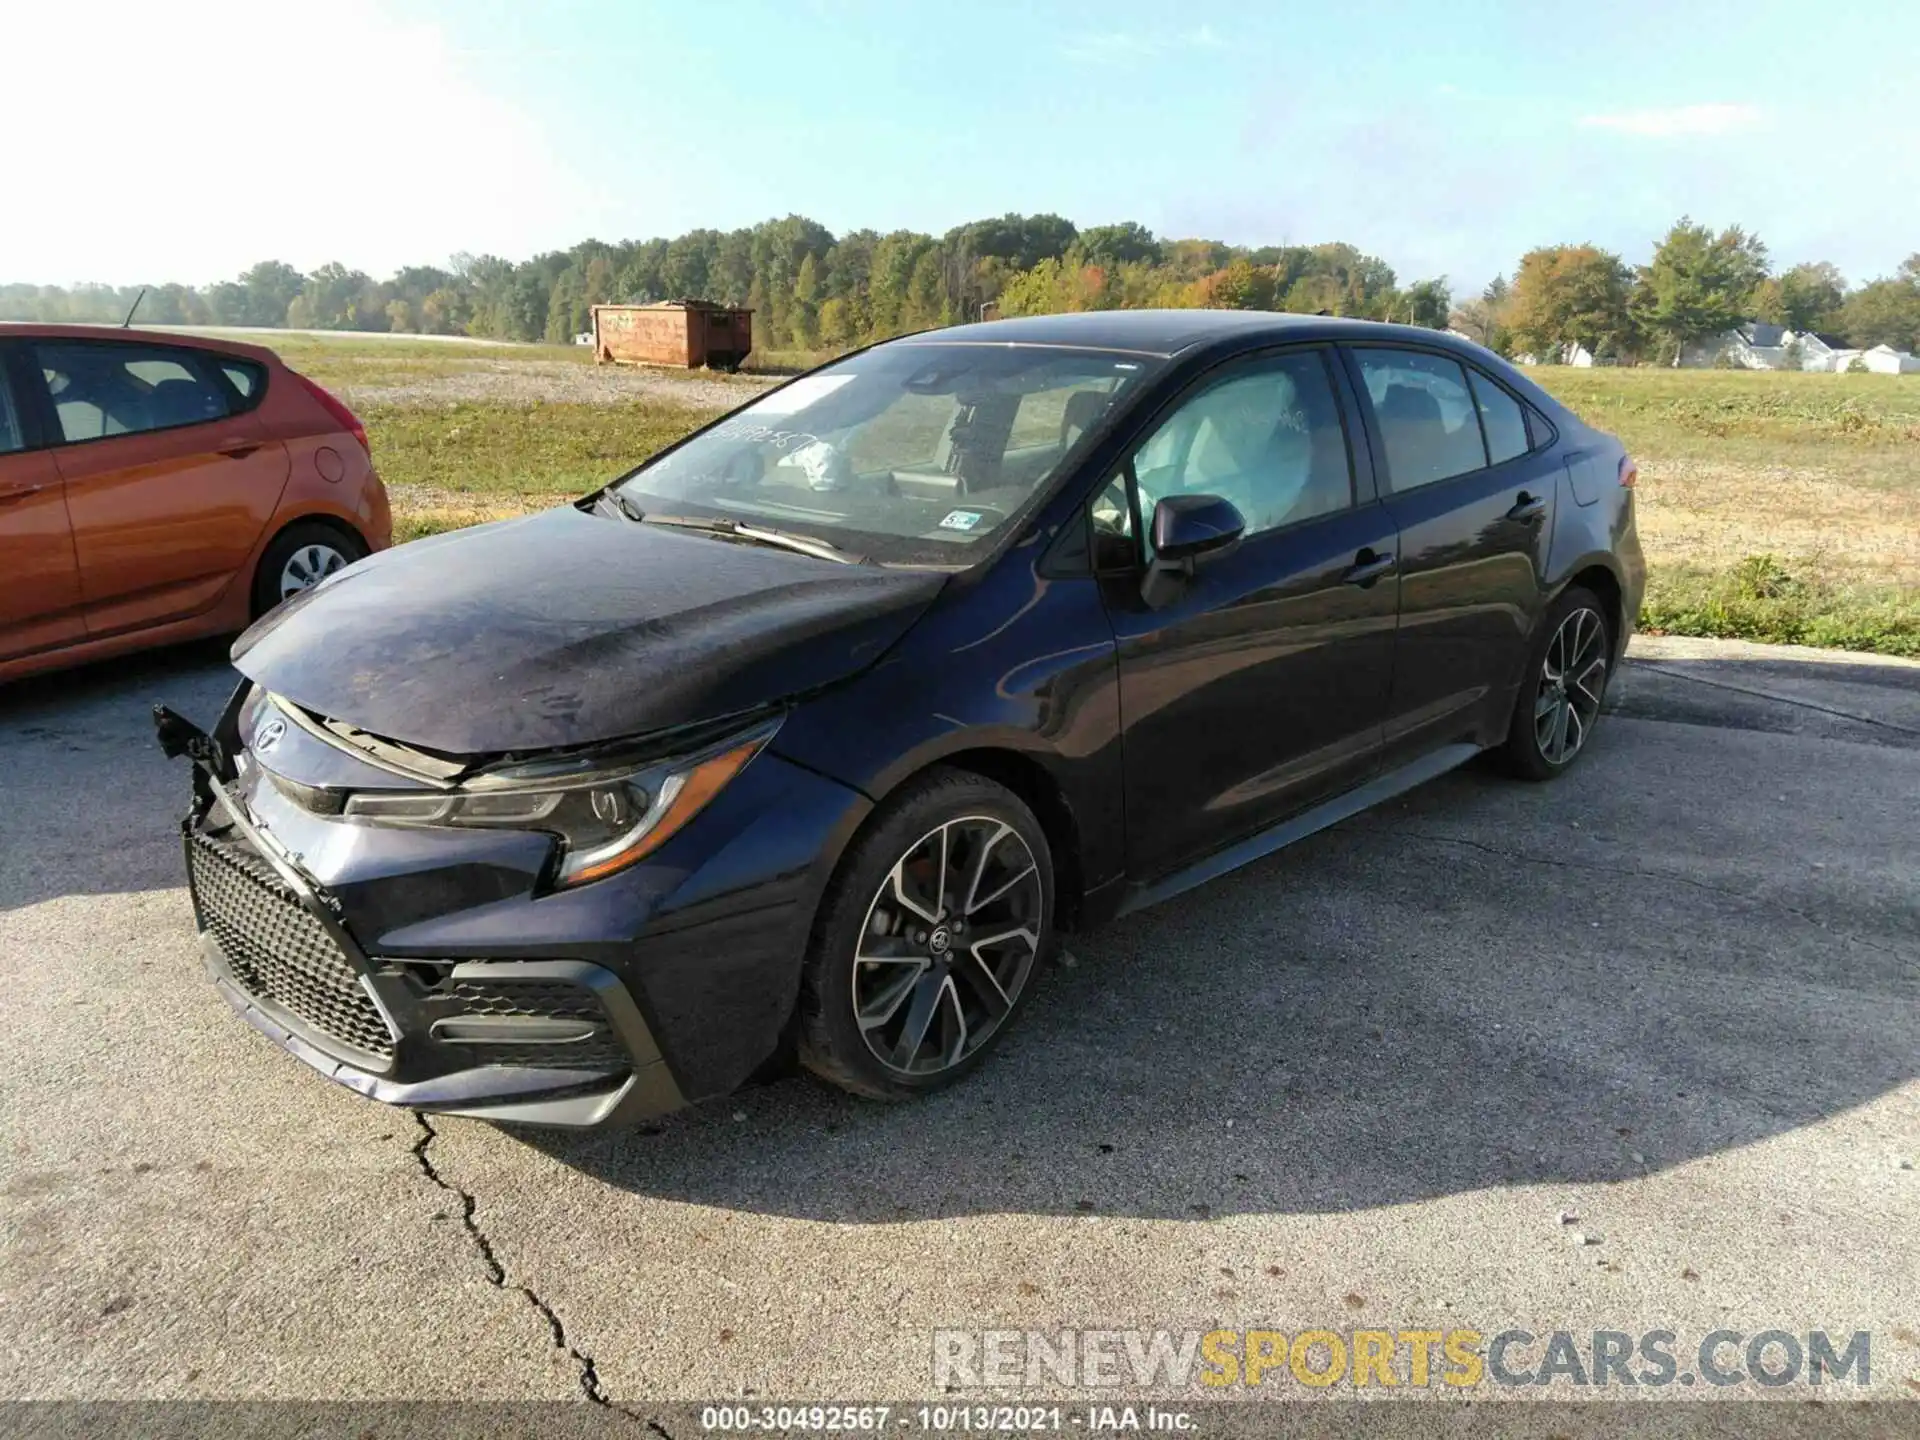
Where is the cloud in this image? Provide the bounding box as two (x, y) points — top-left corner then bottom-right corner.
(1577, 103), (1763, 137)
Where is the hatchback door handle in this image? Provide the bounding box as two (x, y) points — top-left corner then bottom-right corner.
(216, 439), (261, 459)
(1342, 548), (1396, 587)
(1507, 491), (1547, 521)
(0, 483), (51, 506)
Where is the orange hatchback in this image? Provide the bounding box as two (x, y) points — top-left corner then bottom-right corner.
(0, 325), (390, 683)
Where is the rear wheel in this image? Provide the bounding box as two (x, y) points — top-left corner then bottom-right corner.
(798, 769), (1053, 1100)
(1500, 586), (1613, 780)
(252, 521), (367, 617)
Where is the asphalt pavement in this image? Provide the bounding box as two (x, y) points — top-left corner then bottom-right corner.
(2, 634), (1916, 1409)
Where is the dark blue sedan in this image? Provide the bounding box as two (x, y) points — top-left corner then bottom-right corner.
(160, 310), (1645, 1126)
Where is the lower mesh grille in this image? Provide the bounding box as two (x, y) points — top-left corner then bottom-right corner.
(187, 830), (394, 1063)
(442, 977), (629, 1070)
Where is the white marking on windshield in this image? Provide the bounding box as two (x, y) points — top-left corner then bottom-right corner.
(750, 374), (855, 415)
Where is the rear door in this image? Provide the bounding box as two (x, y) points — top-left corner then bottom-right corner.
(1343, 345), (1559, 759)
(32, 340), (291, 638)
(0, 344), (85, 660)
(1099, 345), (1399, 881)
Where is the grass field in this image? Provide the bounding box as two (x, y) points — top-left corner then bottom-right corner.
(1534, 368), (1919, 654)
(266, 333), (1916, 656)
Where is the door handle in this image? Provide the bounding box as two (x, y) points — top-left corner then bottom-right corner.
(216, 439), (262, 459)
(1342, 548), (1396, 587)
(1507, 491), (1547, 521)
(0, 483), (51, 506)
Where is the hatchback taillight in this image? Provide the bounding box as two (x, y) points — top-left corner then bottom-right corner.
(1618, 456), (1638, 488)
(293, 372), (369, 453)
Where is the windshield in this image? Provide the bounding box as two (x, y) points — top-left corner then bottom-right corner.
(613, 342), (1162, 565)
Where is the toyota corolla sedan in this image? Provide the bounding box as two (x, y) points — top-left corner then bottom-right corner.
(158, 311), (1644, 1128)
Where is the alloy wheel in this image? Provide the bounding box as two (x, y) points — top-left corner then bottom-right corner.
(852, 815), (1043, 1078)
(279, 543), (349, 600)
(1534, 606), (1608, 766)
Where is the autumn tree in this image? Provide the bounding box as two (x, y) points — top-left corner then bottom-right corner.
(1506, 245), (1635, 361)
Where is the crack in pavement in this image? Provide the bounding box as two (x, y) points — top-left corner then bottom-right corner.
(1390, 828), (1913, 965)
(411, 1111), (643, 1418)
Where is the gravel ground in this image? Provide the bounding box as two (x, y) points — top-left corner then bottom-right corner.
(338, 361), (779, 412)
(1, 637), (1916, 1414)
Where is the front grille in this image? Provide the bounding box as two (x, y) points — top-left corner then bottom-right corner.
(442, 977), (629, 1070)
(187, 830), (394, 1063)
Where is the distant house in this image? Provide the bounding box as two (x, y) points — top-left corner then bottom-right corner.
(1680, 320), (1917, 373)
(1510, 341), (1594, 367)
(1855, 343), (1920, 375)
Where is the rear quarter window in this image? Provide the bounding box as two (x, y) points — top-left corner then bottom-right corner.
(220, 360), (267, 407)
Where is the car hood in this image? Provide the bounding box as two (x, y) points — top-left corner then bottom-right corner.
(232, 506), (946, 755)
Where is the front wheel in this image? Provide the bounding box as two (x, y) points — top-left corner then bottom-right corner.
(798, 769), (1053, 1100)
(1499, 586), (1613, 780)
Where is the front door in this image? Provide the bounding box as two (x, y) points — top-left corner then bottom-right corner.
(1099, 346), (1400, 882)
(31, 339), (290, 638)
(0, 347), (84, 661)
(1344, 345), (1559, 758)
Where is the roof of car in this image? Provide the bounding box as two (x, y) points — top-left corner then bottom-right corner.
(0, 322), (279, 361)
(900, 308), (1481, 359)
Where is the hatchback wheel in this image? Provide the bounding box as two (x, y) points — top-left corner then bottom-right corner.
(253, 522), (368, 616)
(798, 769), (1052, 1099)
(1502, 586), (1612, 779)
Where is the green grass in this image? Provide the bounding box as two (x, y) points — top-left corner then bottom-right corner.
(364, 399), (719, 495)
(1533, 368), (1920, 486)
(1643, 555), (1920, 657)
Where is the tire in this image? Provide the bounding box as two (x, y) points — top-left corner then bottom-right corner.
(1499, 585), (1614, 781)
(252, 521), (368, 617)
(797, 768), (1054, 1100)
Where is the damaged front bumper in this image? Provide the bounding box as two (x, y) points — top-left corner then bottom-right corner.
(156, 695), (687, 1128)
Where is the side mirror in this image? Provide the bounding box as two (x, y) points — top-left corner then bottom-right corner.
(1143, 494), (1244, 607)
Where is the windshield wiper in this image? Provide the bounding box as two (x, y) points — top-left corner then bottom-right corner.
(597, 489), (648, 523)
(637, 513), (866, 566)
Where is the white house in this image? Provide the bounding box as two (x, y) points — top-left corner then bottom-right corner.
(1681, 321), (1917, 373)
(1854, 343), (1920, 375)
(1511, 341), (1594, 367)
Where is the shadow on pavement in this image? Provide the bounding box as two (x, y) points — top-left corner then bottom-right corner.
(517, 682), (1919, 1220)
(0, 638), (237, 911)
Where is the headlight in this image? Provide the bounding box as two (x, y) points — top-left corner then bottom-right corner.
(343, 721), (776, 888)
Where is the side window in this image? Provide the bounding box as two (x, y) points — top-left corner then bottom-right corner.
(0, 367), (24, 454)
(1353, 348), (1489, 492)
(1526, 404), (1557, 451)
(1131, 351), (1353, 548)
(1470, 370), (1528, 466)
(221, 360), (266, 404)
(34, 343), (232, 445)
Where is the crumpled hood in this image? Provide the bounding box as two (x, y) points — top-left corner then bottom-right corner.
(232, 506), (946, 755)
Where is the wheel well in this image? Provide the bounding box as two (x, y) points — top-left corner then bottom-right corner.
(1568, 565), (1624, 655)
(937, 748), (1086, 930)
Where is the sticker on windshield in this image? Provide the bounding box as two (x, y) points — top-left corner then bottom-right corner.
(939, 510), (984, 532)
(751, 374), (855, 415)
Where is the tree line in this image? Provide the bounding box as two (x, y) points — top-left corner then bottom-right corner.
(1453, 221), (1920, 363)
(4, 213), (1916, 363)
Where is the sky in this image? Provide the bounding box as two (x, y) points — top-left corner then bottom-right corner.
(7, 0), (1918, 294)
